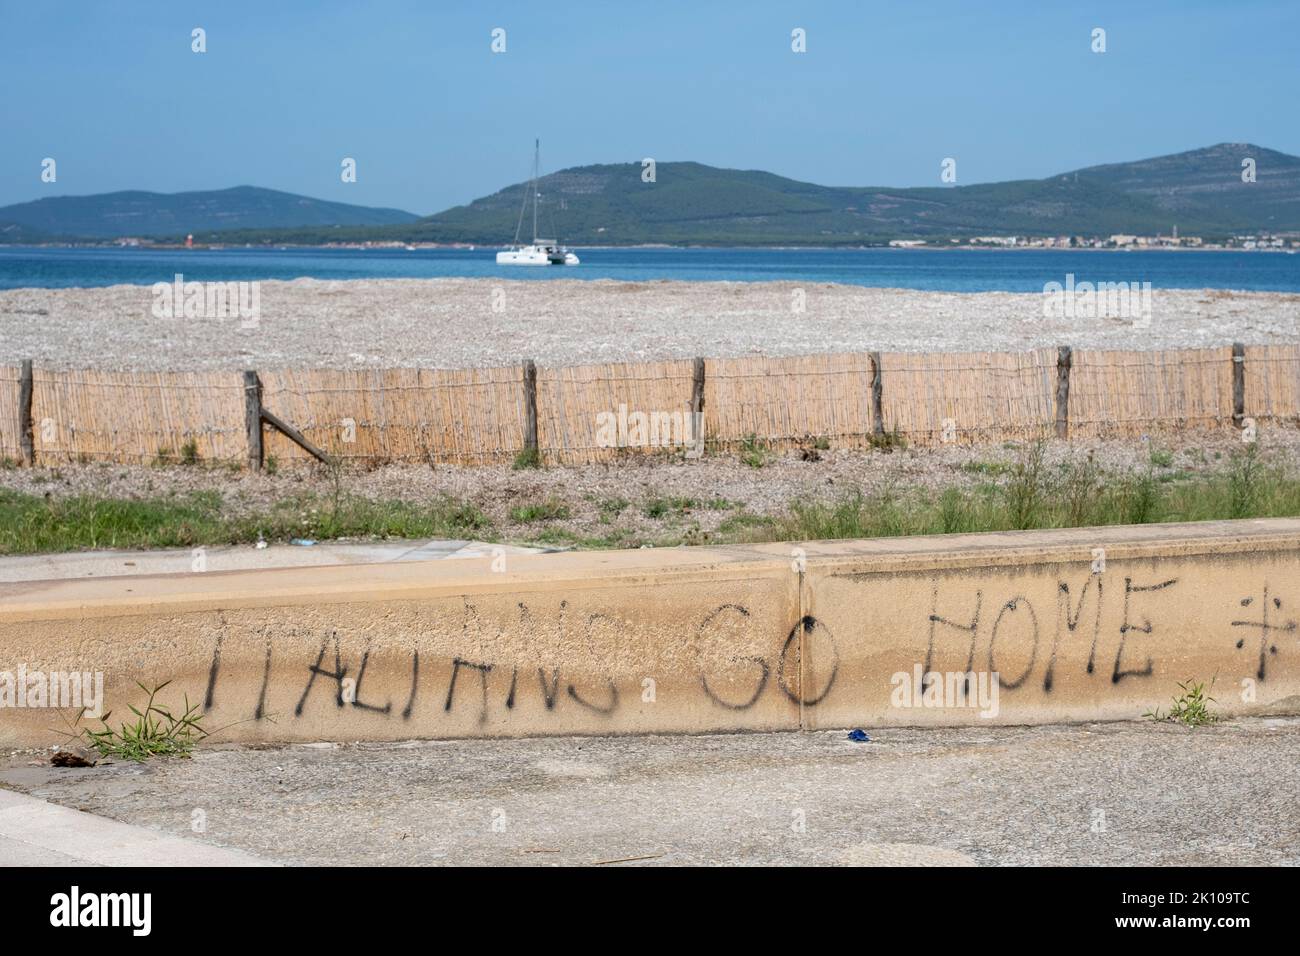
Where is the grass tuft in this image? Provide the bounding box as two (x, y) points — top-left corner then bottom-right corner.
(867, 427), (908, 452)
(1144, 679), (1220, 728)
(78, 680), (208, 761)
(739, 433), (770, 469)
(512, 448), (541, 470)
(509, 497), (570, 523)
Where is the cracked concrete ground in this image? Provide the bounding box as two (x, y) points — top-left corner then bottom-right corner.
(2, 717), (1297, 866)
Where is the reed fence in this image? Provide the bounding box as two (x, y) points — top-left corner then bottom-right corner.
(4, 343), (1298, 468)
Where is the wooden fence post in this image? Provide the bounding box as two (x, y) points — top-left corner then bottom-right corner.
(18, 359), (34, 466)
(688, 356), (707, 457)
(1232, 342), (1246, 428)
(522, 359), (538, 463)
(243, 369), (263, 470)
(869, 351), (885, 437)
(691, 353), (712, 416)
(690, 356), (706, 416)
(1055, 345), (1072, 439)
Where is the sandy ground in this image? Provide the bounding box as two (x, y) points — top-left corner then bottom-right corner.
(1, 278), (1298, 370)
(5, 430), (1298, 547)
(4, 718), (1297, 866)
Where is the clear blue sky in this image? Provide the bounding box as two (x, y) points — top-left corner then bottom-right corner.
(2, 0), (1296, 214)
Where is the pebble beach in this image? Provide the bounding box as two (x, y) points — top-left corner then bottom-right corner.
(1, 278), (1297, 371)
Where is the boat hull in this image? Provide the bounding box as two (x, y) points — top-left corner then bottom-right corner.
(497, 246), (580, 266)
(496, 250), (552, 265)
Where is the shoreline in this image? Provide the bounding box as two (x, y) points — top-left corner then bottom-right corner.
(4, 241), (1298, 254)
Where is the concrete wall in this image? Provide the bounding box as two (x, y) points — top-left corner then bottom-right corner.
(2, 520), (1299, 746)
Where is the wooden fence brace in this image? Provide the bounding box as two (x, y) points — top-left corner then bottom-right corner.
(869, 351), (885, 436)
(1232, 342), (1246, 427)
(261, 407), (331, 464)
(1055, 345), (1073, 439)
(18, 359), (34, 466)
(243, 370), (263, 470)
(522, 359), (538, 460)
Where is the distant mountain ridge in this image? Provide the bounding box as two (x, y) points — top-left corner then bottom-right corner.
(0, 186), (419, 239)
(2, 144), (1297, 244)
(405, 143), (1300, 245)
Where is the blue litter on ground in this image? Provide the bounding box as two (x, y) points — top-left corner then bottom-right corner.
(847, 728), (871, 742)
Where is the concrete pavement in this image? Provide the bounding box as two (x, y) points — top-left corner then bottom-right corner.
(2, 717), (1297, 866)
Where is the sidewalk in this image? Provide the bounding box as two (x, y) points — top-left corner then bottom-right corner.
(0, 789), (274, 866)
(0, 539), (549, 583)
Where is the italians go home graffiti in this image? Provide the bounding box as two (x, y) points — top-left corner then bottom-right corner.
(193, 568), (1296, 726)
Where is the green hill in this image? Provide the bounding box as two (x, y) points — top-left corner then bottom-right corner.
(0, 186), (420, 240)
(1072, 142), (1300, 233)
(0, 220), (50, 244)
(403, 143), (1298, 244)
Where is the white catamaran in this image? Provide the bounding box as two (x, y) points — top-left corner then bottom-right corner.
(497, 140), (579, 266)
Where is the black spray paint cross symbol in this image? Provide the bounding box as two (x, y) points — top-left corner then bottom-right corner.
(1232, 586), (1297, 680)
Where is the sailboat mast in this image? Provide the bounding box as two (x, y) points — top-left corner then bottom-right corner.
(532, 138), (539, 243)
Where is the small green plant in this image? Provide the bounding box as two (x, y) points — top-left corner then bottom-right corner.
(180, 438), (200, 466)
(326, 460), (343, 516)
(598, 496), (629, 523)
(1119, 469), (1160, 524)
(867, 427), (908, 452)
(937, 487), (973, 534)
(1144, 679), (1220, 728)
(962, 459), (1010, 477)
(79, 680), (208, 761)
(1227, 444), (1261, 518)
(716, 510), (778, 536)
(1059, 452), (1102, 527)
(509, 497), (570, 523)
(1149, 447), (1174, 468)
(1005, 440), (1048, 530)
(512, 447), (541, 470)
(264, 455), (279, 476)
(740, 433), (770, 469)
(643, 496), (696, 519)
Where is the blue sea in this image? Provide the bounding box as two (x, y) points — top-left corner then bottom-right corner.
(1, 245), (1299, 292)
